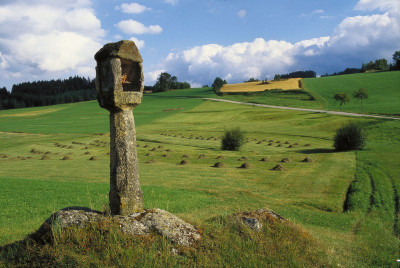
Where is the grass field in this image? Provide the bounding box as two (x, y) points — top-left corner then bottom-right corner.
(0, 85), (399, 266)
(216, 71), (400, 115)
(303, 71), (400, 115)
(221, 78), (301, 92)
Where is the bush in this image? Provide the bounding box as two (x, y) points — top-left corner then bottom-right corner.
(334, 122), (367, 151)
(221, 127), (246, 151)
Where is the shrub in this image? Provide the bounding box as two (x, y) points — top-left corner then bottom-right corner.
(334, 122), (367, 151)
(221, 127), (246, 151)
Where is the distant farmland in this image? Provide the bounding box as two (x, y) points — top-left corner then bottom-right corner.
(221, 78), (301, 92)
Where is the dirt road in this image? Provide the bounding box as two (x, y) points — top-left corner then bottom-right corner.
(203, 98), (400, 120)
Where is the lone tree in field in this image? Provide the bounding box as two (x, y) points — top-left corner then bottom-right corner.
(333, 93), (350, 111)
(221, 127), (246, 151)
(212, 77), (226, 94)
(353, 88), (368, 113)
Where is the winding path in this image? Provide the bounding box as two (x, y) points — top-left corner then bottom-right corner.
(202, 98), (400, 121)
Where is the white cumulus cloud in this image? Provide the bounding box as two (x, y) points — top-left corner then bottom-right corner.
(0, 0), (105, 88)
(7, 32), (101, 72)
(116, 3), (151, 14)
(355, 0), (400, 13)
(146, 38), (297, 85)
(329, 13), (399, 53)
(116, 19), (163, 35)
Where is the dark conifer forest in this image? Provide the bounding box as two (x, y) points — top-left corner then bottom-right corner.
(0, 76), (97, 110)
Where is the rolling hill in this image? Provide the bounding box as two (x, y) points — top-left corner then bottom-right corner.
(0, 74), (399, 266)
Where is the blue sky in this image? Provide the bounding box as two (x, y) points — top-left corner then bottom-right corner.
(0, 0), (399, 90)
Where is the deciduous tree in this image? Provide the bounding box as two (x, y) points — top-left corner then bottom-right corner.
(353, 88), (368, 113)
(212, 77), (226, 94)
(333, 93), (350, 111)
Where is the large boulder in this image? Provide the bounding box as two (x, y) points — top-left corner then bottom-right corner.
(32, 207), (200, 247)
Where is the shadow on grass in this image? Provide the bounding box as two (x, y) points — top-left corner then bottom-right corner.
(297, 148), (335, 154)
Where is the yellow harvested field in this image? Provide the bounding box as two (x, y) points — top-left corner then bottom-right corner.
(221, 78), (302, 92)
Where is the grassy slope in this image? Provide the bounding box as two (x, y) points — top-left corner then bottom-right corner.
(303, 71), (400, 115)
(0, 86), (399, 266)
(215, 71), (400, 114)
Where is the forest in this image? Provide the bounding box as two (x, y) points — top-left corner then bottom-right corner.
(273, 70), (316, 81)
(0, 76), (97, 110)
(0, 72), (193, 110)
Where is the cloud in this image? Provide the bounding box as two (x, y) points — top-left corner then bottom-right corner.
(329, 13), (399, 52)
(164, 0), (178, 6)
(302, 9), (325, 17)
(116, 3), (151, 14)
(312, 9), (324, 14)
(116, 19), (163, 35)
(0, 52), (8, 69)
(5, 32), (101, 72)
(145, 38), (296, 85)
(0, 0), (105, 88)
(237, 9), (246, 18)
(129, 37), (145, 50)
(144, 69), (165, 85)
(355, 0), (400, 13)
(320, 16), (335, 19)
(146, 3), (400, 86)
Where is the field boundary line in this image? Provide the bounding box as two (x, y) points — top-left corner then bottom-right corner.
(202, 98), (400, 120)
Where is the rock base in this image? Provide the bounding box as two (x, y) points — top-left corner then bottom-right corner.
(235, 209), (285, 231)
(32, 207), (200, 247)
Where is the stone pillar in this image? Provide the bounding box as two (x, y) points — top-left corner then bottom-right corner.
(94, 40), (144, 215)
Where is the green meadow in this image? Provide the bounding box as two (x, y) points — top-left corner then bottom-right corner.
(303, 71), (400, 114)
(216, 71), (400, 115)
(0, 73), (399, 266)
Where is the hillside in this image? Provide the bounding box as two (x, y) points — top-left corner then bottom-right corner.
(303, 71), (400, 115)
(209, 71), (399, 115)
(0, 90), (399, 266)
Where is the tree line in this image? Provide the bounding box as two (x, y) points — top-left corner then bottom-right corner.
(0, 72), (192, 111)
(274, 70), (316, 81)
(0, 76), (96, 110)
(147, 72), (191, 93)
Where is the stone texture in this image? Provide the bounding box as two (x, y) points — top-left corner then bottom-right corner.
(236, 209), (285, 232)
(94, 40), (143, 63)
(240, 217), (262, 231)
(95, 40), (144, 216)
(96, 58), (143, 111)
(32, 207), (201, 247)
(109, 110), (143, 215)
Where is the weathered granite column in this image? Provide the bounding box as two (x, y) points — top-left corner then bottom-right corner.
(94, 40), (144, 215)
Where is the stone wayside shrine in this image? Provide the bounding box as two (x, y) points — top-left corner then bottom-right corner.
(32, 40), (201, 248)
(94, 40), (144, 215)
